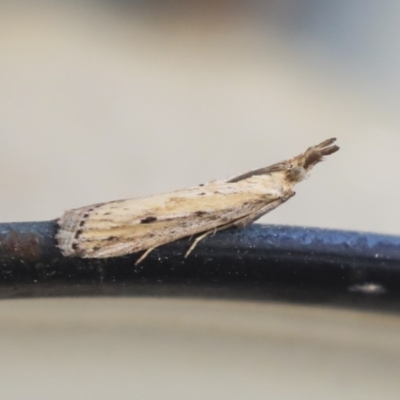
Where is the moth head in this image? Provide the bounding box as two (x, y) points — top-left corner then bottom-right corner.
(286, 138), (338, 183)
(288, 165), (307, 182)
(227, 138), (339, 184)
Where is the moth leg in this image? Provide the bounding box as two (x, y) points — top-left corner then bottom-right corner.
(185, 192), (295, 258)
(185, 231), (213, 258)
(184, 215), (258, 258)
(135, 247), (156, 265)
(184, 219), (245, 258)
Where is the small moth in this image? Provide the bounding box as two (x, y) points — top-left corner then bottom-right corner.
(57, 138), (339, 264)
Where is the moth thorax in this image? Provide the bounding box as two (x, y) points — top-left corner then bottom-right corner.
(288, 166), (307, 182)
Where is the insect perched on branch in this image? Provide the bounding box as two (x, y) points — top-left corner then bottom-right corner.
(56, 138), (339, 264)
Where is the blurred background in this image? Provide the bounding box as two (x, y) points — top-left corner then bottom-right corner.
(1, 0), (400, 233)
(2, 2), (400, 399)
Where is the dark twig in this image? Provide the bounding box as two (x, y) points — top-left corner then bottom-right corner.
(0, 220), (399, 310)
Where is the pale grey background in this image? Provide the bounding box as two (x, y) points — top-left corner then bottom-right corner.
(1, 2), (400, 399)
(0, 1), (399, 233)
(0, 297), (399, 400)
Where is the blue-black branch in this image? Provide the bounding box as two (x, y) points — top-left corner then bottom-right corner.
(0, 220), (399, 310)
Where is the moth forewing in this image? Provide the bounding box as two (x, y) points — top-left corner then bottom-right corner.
(56, 138), (339, 261)
(57, 185), (280, 258)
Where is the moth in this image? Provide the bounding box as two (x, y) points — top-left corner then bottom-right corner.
(57, 138), (339, 264)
